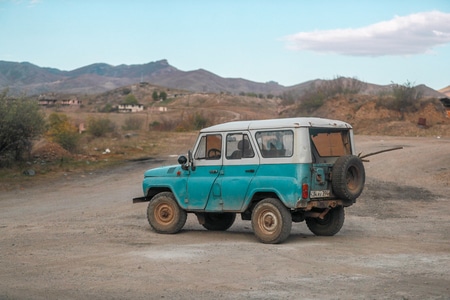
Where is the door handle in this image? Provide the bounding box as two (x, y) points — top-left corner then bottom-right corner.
(209, 170), (218, 174)
(245, 169), (255, 173)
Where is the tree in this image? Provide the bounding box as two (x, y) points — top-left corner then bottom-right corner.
(46, 113), (79, 152)
(159, 91), (167, 101)
(124, 94), (139, 105)
(0, 90), (46, 164)
(152, 91), (159, 101)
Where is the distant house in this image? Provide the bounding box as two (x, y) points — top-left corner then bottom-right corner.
(38, 94), (57, 106)
(118, 104), (144, 113)
(440, 98), (450, 118)
(61, 98), (82, 106)
(147, 106), (168, 113)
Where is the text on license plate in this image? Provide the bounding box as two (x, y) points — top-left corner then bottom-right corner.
(310, 190), (331, 198)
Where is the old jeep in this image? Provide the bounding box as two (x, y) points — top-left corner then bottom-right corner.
(133, 117), (365, 244)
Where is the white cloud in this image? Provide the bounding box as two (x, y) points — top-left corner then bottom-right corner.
(28, 0), (41, 7)
(284, 11), (450, 56)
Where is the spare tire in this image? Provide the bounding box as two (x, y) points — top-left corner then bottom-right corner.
(332, 155), (365, 201)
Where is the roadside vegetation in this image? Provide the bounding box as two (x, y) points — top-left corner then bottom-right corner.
(0, 78), (448, 186)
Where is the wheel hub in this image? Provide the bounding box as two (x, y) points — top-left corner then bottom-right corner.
(156, 204), (174, 224)
(260, 211), (278, 233)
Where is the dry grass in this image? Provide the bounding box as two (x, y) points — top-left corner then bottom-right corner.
(1, 91), (449, 189)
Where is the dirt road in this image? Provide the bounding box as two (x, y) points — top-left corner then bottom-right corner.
(1, 136), (449, 299)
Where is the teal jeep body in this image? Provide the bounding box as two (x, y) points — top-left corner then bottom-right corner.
(133, 117), (365, 243)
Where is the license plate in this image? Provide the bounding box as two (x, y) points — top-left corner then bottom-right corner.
(310, 190), (331, 198)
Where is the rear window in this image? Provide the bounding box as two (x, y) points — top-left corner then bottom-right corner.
(310, 130), (351, 157)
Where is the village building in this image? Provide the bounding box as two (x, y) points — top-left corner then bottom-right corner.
(117, 104), (144, 113)
(37, 94), (57, 106)
(61, 98), (82, 106)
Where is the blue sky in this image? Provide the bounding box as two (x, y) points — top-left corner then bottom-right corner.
(1, 0), (449, 90)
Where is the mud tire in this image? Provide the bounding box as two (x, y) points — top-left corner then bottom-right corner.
(202, 213), (236, 231)
(306, 206), (345, 236)
(251, 198), (292, 244)
(147, 192), (187, 234)
(332, 155), (365, 201)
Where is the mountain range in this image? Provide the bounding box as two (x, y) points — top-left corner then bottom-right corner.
(0, 60), (447, 98)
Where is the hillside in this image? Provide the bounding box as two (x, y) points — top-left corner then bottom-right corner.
(439, 85), (450, 97)
(0, 60), (285, 96)
(0, 60), (446, 99)
(45, 81), (449, 140)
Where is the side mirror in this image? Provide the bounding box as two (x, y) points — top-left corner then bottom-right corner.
(178, 155), (189, 170)
(178, 155), (187, 165)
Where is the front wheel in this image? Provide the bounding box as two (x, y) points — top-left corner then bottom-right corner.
(306, 206), (345, 236)
(251, 198), (292, 244)
(147, 192), (187, 234)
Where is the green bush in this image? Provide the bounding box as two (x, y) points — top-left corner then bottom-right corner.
(100, 103), (117, 113)
(46, 113), (80, 152)
(88, 117), (116, 137)
(0, 90), (46, 164)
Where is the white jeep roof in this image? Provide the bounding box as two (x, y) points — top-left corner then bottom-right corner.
(201, 117), (352, 133)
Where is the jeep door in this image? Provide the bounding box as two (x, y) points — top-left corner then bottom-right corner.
(205, 133), (259, 211)
(186, 133), (223, 210)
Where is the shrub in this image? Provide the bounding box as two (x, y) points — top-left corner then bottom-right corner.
(391, 81), (422, 112)
(88, 117), (116, 137)
(122, 116), (144, 131)
(100, 103), (116, 113)
(0, 90), (46, 164)
(46, 113), (80, 152)
(376, 81), (422, 118)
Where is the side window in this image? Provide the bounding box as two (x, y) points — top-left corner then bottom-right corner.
(226, 133), (254, 159)
(194, 134), (222, 160)
(255, 130), (293, 158)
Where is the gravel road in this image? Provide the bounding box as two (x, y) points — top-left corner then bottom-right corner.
(1, 135), (449, 300)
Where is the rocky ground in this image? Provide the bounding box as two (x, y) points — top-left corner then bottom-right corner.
(0, 135), (449, 299)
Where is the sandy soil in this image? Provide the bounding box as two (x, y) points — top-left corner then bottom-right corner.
(0, 135), (449, 300)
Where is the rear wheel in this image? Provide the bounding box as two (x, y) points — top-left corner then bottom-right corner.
(306, 206), (345, 236)
(251, 198), (292, 244)
(201, 213), (236, 231)
(147, 192), (187, 234)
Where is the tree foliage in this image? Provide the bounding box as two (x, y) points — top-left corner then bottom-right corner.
(123, 94), (139, 105)
(152, 91), (159, 101)
(0, 90), (46, 164)
(159, 91), (167, 101)
(46, 113), (80, 152)
(152, 91), (167, 101)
